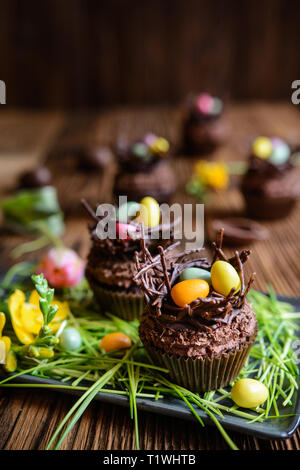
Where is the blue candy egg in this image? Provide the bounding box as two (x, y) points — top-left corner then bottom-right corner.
(179, 267), (211, 284)
(60, 327), (82, 351)
(116, 201), (140, 223)
(269, 139), (290, 165)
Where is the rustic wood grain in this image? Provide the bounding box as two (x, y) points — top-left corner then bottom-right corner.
(1, 0), (300, 107)
(0, 104), (300, 450)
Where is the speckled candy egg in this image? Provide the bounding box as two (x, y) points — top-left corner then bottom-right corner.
(171, 279), (210, 307)
(139, 196), (160, 227)
(132, 142), (151, 159)
(269, 138), (290, 165)
(231, 378), (268, 408)
(60, 327), (82, 351)
(116, 222), (137, 240)
(252, 137), (272, 159)
(211, 260), (241, 296)
(116, 201), (140, 223)
(100, 332), (132, 353)
(179, 267), (211, 284)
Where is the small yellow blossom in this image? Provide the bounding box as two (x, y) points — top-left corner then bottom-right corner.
(8, 289), (69, 345)
(194, 160), (229, 190)
(0, 312), (11, 365)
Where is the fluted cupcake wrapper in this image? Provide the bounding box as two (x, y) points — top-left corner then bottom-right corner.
(144, 331), (257, 392)
(88, 278), (144, 321)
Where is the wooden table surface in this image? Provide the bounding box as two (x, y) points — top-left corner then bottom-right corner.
(0, 103), (300, 450)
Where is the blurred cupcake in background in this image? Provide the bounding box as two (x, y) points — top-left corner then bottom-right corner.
(113, 133), (176, 203)
(182, 93), (230, 155)
(241, 136), (300, 219)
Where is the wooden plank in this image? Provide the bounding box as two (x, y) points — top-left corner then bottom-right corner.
(0, 104), (300, 450)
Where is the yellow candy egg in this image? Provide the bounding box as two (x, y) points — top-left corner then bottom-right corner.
(231, 378), (268, 408)
(139, 196), (160, 227)
(171, 279), (210, 307)
(211, 260), (241, 296)
(252, 137), (272, 159)
(150, 137), (170, 155)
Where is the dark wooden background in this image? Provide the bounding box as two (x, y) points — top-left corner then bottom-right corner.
(1, 0), (300, 108)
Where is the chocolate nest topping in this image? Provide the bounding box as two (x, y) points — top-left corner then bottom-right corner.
(81, 198), (175, 259)
(134, 229), (255, 331)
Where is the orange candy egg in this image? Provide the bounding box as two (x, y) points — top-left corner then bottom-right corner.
(100, 332), (132, 353)
(171, 279), (210, 307)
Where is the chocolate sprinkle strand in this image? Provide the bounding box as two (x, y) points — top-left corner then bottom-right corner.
(235, 250), (245, 297)
(81, 198), (100, 222)
(158, 245), (172, 295)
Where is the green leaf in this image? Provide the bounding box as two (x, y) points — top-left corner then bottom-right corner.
(0, 186), (64, 237)
(47, 305), (59, 324)
(39, 298), (49, 321)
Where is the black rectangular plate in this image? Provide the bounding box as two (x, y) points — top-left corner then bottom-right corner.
(8, 295), (300, 440)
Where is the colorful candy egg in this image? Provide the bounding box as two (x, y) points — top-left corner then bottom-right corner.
(116, 222), (137, 240)
(100, 332), (132, 353)
(179, 267), (211, 284)
(211, 260), (241, 296)
(132, 142), (151, 159)
(211, 97), (223, 115)
(269, 138), (290, 165)
(252, 137), (272, 159)
(144, 133), (157, 147)
(171, 279), (210, 307)
(116, 201), (140, 223)
(197, 93), (214, 114)
(149, 137), (170, 155)
(139, 196), (160, 227)
(231, 378), (268, 408)
(60, 327), (82, 351)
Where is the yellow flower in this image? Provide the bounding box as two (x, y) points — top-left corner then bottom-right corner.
(8, 289), (70, 345)
(0, 312), (11, 365)
(194, 160), (229, 190)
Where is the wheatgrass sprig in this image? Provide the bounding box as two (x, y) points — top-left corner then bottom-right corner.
(1, 278), (300, 451)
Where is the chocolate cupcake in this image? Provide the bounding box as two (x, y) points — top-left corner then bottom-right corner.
(182, 93), (229, 155)
(241, 137), (300, 220)
(135, 230), (257, 392)
(83, 197), (174, 320)
(113, 133), (176, 203)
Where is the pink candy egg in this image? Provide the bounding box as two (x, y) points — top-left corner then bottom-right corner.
(197, 93), (214, 114)
(116, 222), (137, 240)
(143, 133), (157, 147)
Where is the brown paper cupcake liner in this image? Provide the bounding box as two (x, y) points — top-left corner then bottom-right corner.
(88, 277), (144, 321)
(144, 331), (257, 392)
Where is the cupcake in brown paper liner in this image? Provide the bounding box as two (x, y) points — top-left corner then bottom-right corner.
(82, 198), (175, 320)
(135, 229), (257, 392)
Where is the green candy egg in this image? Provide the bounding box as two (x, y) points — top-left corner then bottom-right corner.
(132, 142), (151, 159)
(211, 97), (223, 115)
(60, 327), (82, 351)
(116, 201), (140, 223)
(269, 143), (290, 165)
(179, 267), (211, 284)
